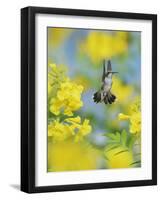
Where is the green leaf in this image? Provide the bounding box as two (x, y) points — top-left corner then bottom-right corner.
(115, 132), (121, 142)
(114, 149), (128, 156)
(104, 133), (117, 140)
(104, 144), (120, 153)
(130, 160), (141, 166)
(104, 133), (120, 143)
(127, 135), (136, 150)
(121, 129), (127, 147)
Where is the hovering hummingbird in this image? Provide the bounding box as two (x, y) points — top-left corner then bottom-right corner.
(93, 60), (118, 104)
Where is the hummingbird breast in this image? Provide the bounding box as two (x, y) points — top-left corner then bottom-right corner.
(103, 84), (111, 92)
(104, 77), (112, 85)
(103, 77), (112, 92)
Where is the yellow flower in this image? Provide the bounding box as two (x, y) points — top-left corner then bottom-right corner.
(118, 98), (141, 135)
(65, 117), (92, 142)
(48, 63), (67, 87)
(49, 98), (62, 116)
(48, 120), (73, 141)
(74, 119), (92, 142)
(104, 145), (134, 168)
(129, 112), (141, 134)
(65, 116), (81, 124)
(48, 116), (92, 142)
(48, 140), (98, 172)
(118, 113), (130, 120)
(112, 77), (133, 103)
(129, 97), (141, 114)
(80, 31), (128, 63)
(50, 80), (84, 116)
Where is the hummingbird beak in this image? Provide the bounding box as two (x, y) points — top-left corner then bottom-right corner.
(112, 72), (118, 74)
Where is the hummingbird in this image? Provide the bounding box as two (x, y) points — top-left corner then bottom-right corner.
(93, 60), (118, 104)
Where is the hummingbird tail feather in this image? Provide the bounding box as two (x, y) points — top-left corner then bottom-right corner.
(93, 91), (101, 103)
(104, 91), (116, 104)
(93, 91), (116, 104)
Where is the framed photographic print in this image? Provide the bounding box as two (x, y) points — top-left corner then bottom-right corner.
(21, 6), (157, 193)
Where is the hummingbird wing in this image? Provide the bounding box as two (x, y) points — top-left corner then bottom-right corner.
(102, 60), (106, 81)
(107, 60), (112, 72)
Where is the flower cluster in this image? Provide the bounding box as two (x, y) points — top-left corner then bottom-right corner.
(50, 80), (83, 116)
(48, 116), (92, 142)
(118, 98), (141, 135)
(80, 31), (128, 63)
(48, 63), (92, 143)
(47, 63), (95, 171)
(48, 63), (67, 97)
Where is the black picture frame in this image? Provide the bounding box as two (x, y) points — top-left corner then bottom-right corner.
(21, 6), (157, 193)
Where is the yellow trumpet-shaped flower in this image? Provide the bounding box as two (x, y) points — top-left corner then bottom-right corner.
(74, 119), (92, 142)
(80, 31), (128, 63)
(48, 120), (74, 141)
(65, 117), (92, 142)
(118, 98), (141, 135)
(48, 116), (92, 142)
(129, 112), (141, 134)
(118, 113), (130, 120)
(48, 140), (99, 172)
(50, 80), (84, 116)
(65, 116), (81, 124)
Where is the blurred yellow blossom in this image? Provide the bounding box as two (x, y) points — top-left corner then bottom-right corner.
(104, 145), (134, 168)
(80, 31), (128, 63)
(112, 76), (133, 103)
(48, 28), (72, 48)
(48, 140), (99, 172)
(73, 76), (90, 91)
(118, 98), (141, 135)
(50, 80), (84, 116)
